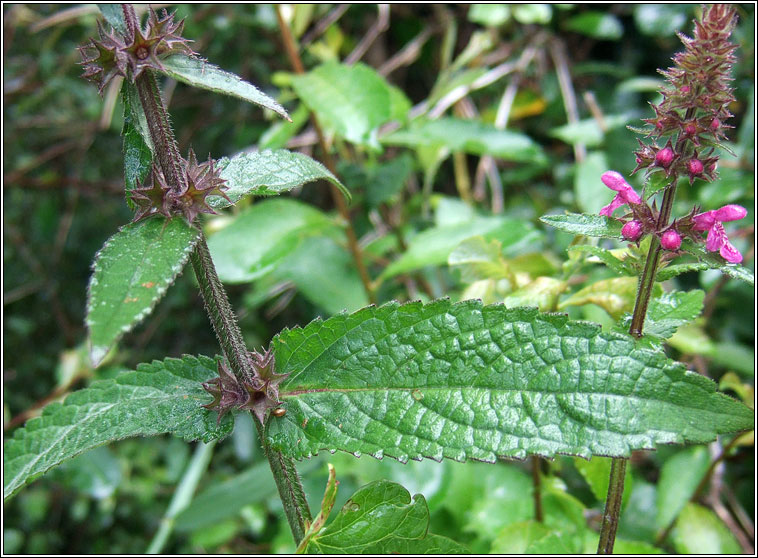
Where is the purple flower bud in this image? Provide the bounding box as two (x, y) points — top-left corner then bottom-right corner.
(661, 230), (682, 251)
(688, 158), (704, 175)
(621, 220), (643, 241)
(684, 123), (697, 135)
(655, 147), (675, 168)
(681, 85), (690, 94)
(710, 118), (721, 130)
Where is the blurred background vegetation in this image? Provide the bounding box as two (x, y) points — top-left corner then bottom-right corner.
(3, 4), (754, 553)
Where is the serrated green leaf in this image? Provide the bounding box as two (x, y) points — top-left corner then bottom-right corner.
(673, 503), (742, 554)
(121, 82), (153, 209)
(679, 240), (754, 285)
(302, 480), (468, 554)
(97, 4), (126, 34)
(211, 149), (350, 208)
(207, 199), (337, 284)
(158, 55), (289, 120)
(655, 261), (711, 281)
(656, 446), (710, 530)
(290, 62), (409, 149)
(266, 300), (753, 463)
(382, 217), (538, 279)
(541, 214), (624, 239)
(559, 276), (649, 320)
(86, 218), (200, 366)
(4, 355), (229, 500)
(383, 118), (546, 164)
(616, 290), (705, 340)
(568, 245), (637, 276)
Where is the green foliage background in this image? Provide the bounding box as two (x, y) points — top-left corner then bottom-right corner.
(3, 4), (754, 553)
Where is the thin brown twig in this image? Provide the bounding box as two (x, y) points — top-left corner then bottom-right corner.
(275, 5), (376, 305)
(300, 4), (350, 47)
(378, 25), (435, 76)
(345, 4), (390, 65)
(550, 38), (586, 164)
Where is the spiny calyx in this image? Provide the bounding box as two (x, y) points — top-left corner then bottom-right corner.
(202, 349), (289, 424)
(79, 7), (194, 94)
(131, 148), (230, 223)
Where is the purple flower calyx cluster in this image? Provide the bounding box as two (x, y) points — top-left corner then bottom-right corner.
(598, 171), (746, 263)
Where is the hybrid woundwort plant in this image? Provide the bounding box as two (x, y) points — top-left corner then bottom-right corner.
(566, 4), (751, 552)
(3, 4), (753, 555)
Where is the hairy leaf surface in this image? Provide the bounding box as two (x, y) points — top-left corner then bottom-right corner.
(4, 355), (229, 500)
(87, 218), (199, 365)
(121, 82), (153, 209)
(540, 213), (624, 239)
(267, 301), (753, 462)
(159, 55), (289, 120)
(211, 149), (349, 208)
(301, 480), (468, 554)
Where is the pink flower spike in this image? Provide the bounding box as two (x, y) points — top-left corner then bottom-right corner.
(713, 204), (747, 222)
(661, 230), (682, 250)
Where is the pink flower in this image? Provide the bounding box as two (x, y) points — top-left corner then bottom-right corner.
(599, 171), (642, 217)
(692, 204), (747, 263)
(661, 230), (682, 250)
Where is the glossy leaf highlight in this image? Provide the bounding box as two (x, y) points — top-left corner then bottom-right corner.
(267, 301), (753, 463)
(86, 218), (199, 365)
(4, 355), (229, 500)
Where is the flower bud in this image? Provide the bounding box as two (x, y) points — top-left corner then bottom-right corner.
(680, 85), (690, 94)
(688, 158), (704, 175)
(660, 230), (682, 250)
(710, 118), (721, 130)
(684, 123), (697, 135)
(621, 220), (643, 241)
(655, 147), (675, 167)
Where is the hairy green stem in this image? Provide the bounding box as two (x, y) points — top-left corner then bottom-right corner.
(597, 182), (679, 554)
(531, 456), (543, 522)
(146, 441), (216, 554)
(134, 71), (185, 193)
(190, 234), (312, 543)
(190, 234), (256, 381)
(254, 418), (312, 543)
(597, 457), (628, 554)
(126, 15), (313, 540)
